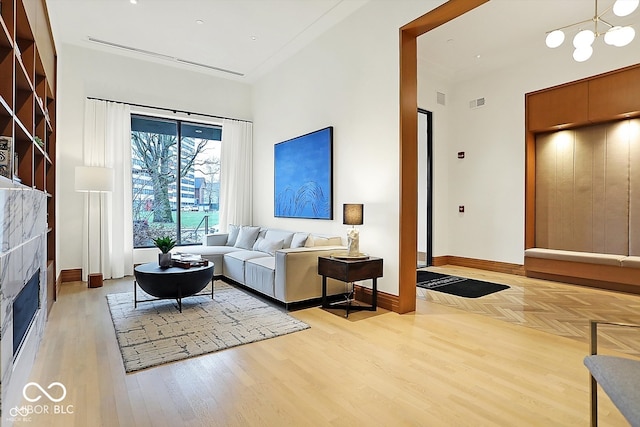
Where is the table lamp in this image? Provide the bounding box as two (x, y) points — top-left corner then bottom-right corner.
(343, 203), (363, 256)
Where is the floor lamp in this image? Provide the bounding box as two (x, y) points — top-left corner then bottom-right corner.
(75, 166), (114, 288)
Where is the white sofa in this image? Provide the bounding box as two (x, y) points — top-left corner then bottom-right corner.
(179, 225), (347, 307)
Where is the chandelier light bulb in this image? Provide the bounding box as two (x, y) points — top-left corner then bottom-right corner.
(612, 0), (639, 17)
(604, 26), (623, 45)
(545, 0), (636, 59)
(545, 30), (565, 48)
(573, 29), (595, 48)
(617, 26), (636, 46)
(573, 46), (593, 62)
(605, 26), (636, 46)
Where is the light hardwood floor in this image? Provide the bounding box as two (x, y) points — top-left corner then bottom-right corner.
(20, 267), (638, 426)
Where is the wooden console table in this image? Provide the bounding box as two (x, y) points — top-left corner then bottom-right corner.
(318, 256), (383, 317)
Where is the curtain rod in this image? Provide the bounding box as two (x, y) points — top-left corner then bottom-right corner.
(86, 96), (253, 123)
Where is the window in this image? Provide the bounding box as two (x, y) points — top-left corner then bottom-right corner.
(131, 114), (222, 248)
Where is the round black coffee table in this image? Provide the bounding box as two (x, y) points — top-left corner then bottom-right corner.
(133, 262), (215, 312)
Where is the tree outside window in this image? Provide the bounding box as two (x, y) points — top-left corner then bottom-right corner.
(131, 115), (222, 248)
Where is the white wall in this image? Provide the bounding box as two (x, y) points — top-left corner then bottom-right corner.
(433, 40), (640, 265)
(56, 44), (252, 274)
(252, 1), (447, 295)
(56, 1), (640, 287)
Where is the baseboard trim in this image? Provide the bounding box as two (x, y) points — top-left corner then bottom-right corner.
(61, 268), (82, 283)
(354, 285), (399, 313)
(56, 274), (62, 299)
(432, 256), (450, 266)
(432, 256), (525, 276)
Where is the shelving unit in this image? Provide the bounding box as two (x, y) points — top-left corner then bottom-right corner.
(0, 0), (57, 311)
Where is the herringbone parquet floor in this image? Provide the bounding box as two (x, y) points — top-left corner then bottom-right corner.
(418, 266), (640, 357)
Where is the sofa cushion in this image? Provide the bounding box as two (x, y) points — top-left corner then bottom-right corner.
(621, 256), (640, 268)
(226, 224), (240, 246)
(234, 226), (261, 249)
(225, 250), (269, 262)
(245, 257), (276, 297)
(178, 245), (242, 276)
(524, 248), (625, 266)
(291, 232), (309, 248)
(254, 237), (284, 256)
(223, 250), (267, 283)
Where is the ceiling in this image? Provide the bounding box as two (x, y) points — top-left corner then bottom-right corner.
(45, 0), (639, 83)
(45, 0), (369, 82)
(419, 0), (639, 82)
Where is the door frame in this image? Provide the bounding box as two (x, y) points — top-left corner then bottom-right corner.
(398, 0), (489, 313)
(417, 108), (433, 267)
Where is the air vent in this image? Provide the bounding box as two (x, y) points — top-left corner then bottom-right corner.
(469, 97), (486, 109)
(176, 58), (244, 76)
(87, 37), (245, 77)
(436, 91), (446, 106)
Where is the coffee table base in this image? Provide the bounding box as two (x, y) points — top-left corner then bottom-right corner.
(134, 279), (215, 313)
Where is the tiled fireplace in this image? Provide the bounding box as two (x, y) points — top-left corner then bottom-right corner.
(0, 180), (48, 418)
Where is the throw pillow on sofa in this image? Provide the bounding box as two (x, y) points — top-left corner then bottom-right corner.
(255, 238), (284, 256)
(226, 224), (240, 246)
(291, 232), (309, 248)
(234, 226), (261, 249)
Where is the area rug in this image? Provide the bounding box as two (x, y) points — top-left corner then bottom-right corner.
(417, 270), (510, 298)
(106, 282), (310, 373)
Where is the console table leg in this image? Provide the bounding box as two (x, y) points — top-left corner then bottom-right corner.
(372, 278), (378, 310)
(134, 280), (137, 308)
(346, 282), (353, 318)
(322, 276), (328, 308)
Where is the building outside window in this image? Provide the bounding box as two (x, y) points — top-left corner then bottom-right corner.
(131, 114), (222, 248)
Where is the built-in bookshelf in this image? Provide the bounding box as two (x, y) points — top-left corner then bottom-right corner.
(0, 0), (56, 310)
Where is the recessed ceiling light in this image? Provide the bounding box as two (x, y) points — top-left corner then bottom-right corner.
(475, 54), (481, 59)
(250, 35), (257, 41)
(130, 0), (137, 4)
(196, 19), (204, 25)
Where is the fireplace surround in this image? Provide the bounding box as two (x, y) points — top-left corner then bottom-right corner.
(0, 180), (48, 418)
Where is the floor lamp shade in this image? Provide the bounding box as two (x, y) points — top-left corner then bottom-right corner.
(75, 166), (114, 193)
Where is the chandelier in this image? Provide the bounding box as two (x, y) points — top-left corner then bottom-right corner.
(545, 0), (638, 62)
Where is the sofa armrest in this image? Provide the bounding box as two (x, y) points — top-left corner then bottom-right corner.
(203, 233), (229, 246)
(274, 246), (346, 303)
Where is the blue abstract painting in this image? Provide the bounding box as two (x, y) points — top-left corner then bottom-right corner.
(274, 127), (333, 219)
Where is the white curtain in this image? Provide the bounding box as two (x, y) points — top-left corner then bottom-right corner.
(219, 119), (253, 230)
(82, 99), (133, 280)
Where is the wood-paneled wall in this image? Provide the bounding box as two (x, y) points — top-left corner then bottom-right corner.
(535, 120), (638, 255)
(525, 63), (640, 249)
(631, 121), (640, 255)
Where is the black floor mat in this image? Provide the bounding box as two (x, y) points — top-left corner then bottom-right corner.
(417, 270), (510, 298)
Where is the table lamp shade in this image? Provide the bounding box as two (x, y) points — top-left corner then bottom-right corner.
(343, 204), (364, 225)
(75, 166), (114, 192)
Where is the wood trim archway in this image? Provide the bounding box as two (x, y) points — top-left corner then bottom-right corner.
(397, 0), (489, 313)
